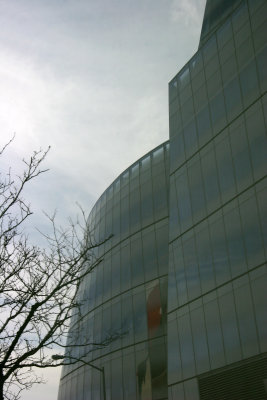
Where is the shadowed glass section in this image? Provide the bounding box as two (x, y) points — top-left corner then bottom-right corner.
(168, 0), (267, 397)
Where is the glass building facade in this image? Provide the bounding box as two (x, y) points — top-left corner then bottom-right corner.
(58, 0), (267, 398)
(58, 142), (170, 400)
(168, 0), (267, 398)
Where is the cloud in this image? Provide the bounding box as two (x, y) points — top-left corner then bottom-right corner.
(171, 0), (206, 28)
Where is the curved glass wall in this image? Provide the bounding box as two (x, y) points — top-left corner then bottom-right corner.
(58, 141), (169, 400)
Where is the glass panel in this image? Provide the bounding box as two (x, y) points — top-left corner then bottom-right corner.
(102, 305), (111, 350)
(234, 20), (251, 48)
(103, 257), (111, 302)
(221, 54), (238, 85)
(224, 76), (243, 121)
(120, 195), (129, 237)
(95, 261), (103, 307)
(193, 83), (208, 113)
(256, 185), (267, 253)
(196, 104), (212, 148)
(105, 210), (112, 243)
(201, 144), (220, 214)
(230, 117), (253, 192)
(236, 37), (254, 68)
(169, 181), (180, 242)
(184, 378), (200, 400)
(142, 228), (158, 282)
(153, 147), (164, 164)
(129, 188), (141, 232)
(93, 310), (102, 357)
(170, 131), (185, 172)
(219, 38), (235, 64)
(218, 288), (242, 364)
(111, 357), (123, 399)
(168, 246), (178, 312)
(256, 46), (267, 94)
(140, 182), (153, 225)
(173, 240), (188, 306)
(195, 223), (215, 294)
(153, 173), (167, 220)
(206, 69), (222, 99)
(104, 360), (111, 400)
(141, 155), (151, 170)
(178, 312), (195, 379)
(123, 352), (137, 400)
(69, 376), (78, 400)
(210, 90), (227, 134)
(234, 278), (259, 357)
(133, 290), (147, 342)
(215, 130), (236, 203)
(181, 97), (194, 126)
(188, 156), (206, 223)
(190, 306), (210, 373)
(178, 66), (190, 89)
(131, 234), (144, 286)
(248, 0), (266, 16)
(190, 52), (203, 77)
(148, 338), (167, 400)
(232, 1), (248, 32)
(112, 203), (120, 239)
(223, 204), (247, 277)
(180, 84), (192, 105)
(204, 297), (225, 369)
(131, 163), (139, 177)
(120, 242), (131, 293)
(121, 294), (134, 347)
(146, 282), (164, 339)
(209, 214), (231, 285)
(183, 232), (201, 301)
(111, 250), (120, 297)
(239, 59), (260, 108)
(76, 372), (84, 400)
(250, 267), (267, 352)
(121, 169), (129, 186)
(155, 220), (169, 276)
(136, 346), (152, 400)
(239, 195), (265, 268)
(253, 20), (266, 53)
(203, 36), (217, 64)
(111, 299), (121, 351)
(245, 101), (267, 181)
(175, 168), (193, 233)
(205, 54), (220, 78)
(171, 383), (185, 400)
(169, 79), (178, 102)
(184, 119), (198, 158)
(191, 70), (205, 93)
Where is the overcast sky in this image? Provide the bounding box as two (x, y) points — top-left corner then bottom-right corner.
(0, 0), (205, 398)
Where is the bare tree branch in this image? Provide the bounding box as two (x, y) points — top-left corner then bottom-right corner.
(0, 139), (114, 400)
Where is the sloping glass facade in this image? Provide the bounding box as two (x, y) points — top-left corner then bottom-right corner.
(57, 0), (267, 398)
(168, 0), (267, 398)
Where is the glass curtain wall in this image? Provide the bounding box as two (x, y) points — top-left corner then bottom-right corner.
(57, 142), (169, 400)
(168, 0), (267, 398)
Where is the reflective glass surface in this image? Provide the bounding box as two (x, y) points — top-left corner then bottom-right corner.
(168, 0), (267, 396)
(58, 143), (169, 400)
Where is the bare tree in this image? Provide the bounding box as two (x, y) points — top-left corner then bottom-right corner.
(0, 139), (111, 400)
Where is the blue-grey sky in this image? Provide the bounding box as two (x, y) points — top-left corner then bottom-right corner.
(0, 0), (205, 398)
